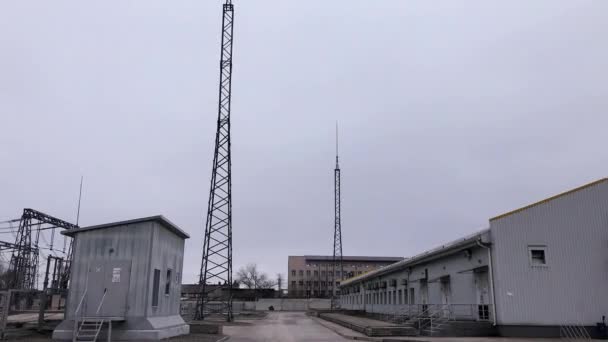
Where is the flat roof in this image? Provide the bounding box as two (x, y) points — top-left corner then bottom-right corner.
(490, 178), (608, 221)
(302, 255), (404, 262)
(340, 228), (489, 287)
(61, 215), (190, 239)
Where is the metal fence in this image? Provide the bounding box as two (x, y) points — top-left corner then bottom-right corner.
(364, 303), (494, 324)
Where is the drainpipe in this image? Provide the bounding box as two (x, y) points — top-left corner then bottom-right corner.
(407, 268), (411, 318)
(477, 239), (497, 326)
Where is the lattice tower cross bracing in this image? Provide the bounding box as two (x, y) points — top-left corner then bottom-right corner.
(196, 0), (235, 322)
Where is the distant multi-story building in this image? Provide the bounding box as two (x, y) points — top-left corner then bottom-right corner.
(287, 255), (403, 298)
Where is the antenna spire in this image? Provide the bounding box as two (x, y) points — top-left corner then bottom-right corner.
(76, 176), (83, 226)
(335, 122), (339, 169)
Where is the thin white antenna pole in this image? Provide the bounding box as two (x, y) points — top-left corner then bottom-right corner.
(76, 176), (83, 226)
(335, 122), (339, 168)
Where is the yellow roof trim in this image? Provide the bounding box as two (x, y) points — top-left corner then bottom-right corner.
(490, 178), (608, 221)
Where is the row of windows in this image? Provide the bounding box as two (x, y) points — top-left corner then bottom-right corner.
(290, 270), (364, 277)
(290, 280), (340, 287)
(304, 263), (375, 268)
(289, 290), (332, 298)
(344, 288), (415, 306)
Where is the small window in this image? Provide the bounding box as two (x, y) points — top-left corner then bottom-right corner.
(291, 270), (296, 276)
(291, 281), (296, 287)
(299, 270), (304, 276)
(152, 269), (161, 307)
(306, 270), (311, 276)
(529, 246), (547, 266)
(165, 269), (172, 295)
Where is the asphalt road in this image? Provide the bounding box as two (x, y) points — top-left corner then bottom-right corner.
(223, 312), (348, 342)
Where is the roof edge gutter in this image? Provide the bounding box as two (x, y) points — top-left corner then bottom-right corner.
(342, 236), (486, 287)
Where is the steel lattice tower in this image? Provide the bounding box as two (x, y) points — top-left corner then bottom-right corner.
(331, 125), (343, 309)
(8, 208), (78, 290)
(196, 0), (235, 322)
(10, 214), (36, 289)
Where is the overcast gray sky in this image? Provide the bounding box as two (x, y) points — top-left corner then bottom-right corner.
(1, 0), (607, 284)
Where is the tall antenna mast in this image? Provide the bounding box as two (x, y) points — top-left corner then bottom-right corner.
(331, 123), (343, 309)
(76, 176), (83, 225)
(61, 175), (84, 288)
(196, 0), (235, 322)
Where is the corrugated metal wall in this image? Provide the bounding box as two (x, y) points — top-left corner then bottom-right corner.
(67, 221), (185, 320)
(491, 181), (608, 325)
(145, 222), (185, 317)
(67, 222), (153, 319)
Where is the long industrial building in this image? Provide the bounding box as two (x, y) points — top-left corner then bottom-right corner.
(288, 255), (403, 298)
(339, 178), (608, 337)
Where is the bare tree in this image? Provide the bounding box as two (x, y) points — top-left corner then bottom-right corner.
(235, 263), (275, 290)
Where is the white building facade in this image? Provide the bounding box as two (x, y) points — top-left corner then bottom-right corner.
(340, 178), (608, 337)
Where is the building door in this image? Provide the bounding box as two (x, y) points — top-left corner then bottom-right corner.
(474, 271), (490, 321)
(420, 281), (428, 313)
(85, 260), (132, 317)
(440, 279), (451, 318)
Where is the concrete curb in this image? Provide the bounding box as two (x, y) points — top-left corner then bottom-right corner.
(312, 316), (430, 342)
(217, 336), (230, 342)
(311, 316), (378, 341)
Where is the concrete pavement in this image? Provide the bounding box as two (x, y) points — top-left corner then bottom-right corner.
(224, 312), (350, 341)
(224, 311), (598, 342)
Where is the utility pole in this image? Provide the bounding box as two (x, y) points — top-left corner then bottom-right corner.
(331, 124), (343, 310)
(196, 0), (236, 322)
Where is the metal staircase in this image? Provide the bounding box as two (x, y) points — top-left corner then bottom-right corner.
(560, 323), (591, 341)
(418, 304), (450, 336)
(74, 318), (105, 342)
(73, 288), (112, 342)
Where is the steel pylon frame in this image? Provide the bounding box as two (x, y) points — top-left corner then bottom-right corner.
(8, 208), (78, 290)
(331, 126), (343, 309)
(196, 0), (235, 322)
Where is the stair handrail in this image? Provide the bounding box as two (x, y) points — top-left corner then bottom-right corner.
(96, 288), (108, 315)
(73, 288), (88, 342)
(418, 304), (450, 336)
(560, 322), (591, 341)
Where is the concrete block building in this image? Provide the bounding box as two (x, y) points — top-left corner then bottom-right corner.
(288, 255), (403, 298)
(53, 216), (190, 341)
(340, 178), (608, 337)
